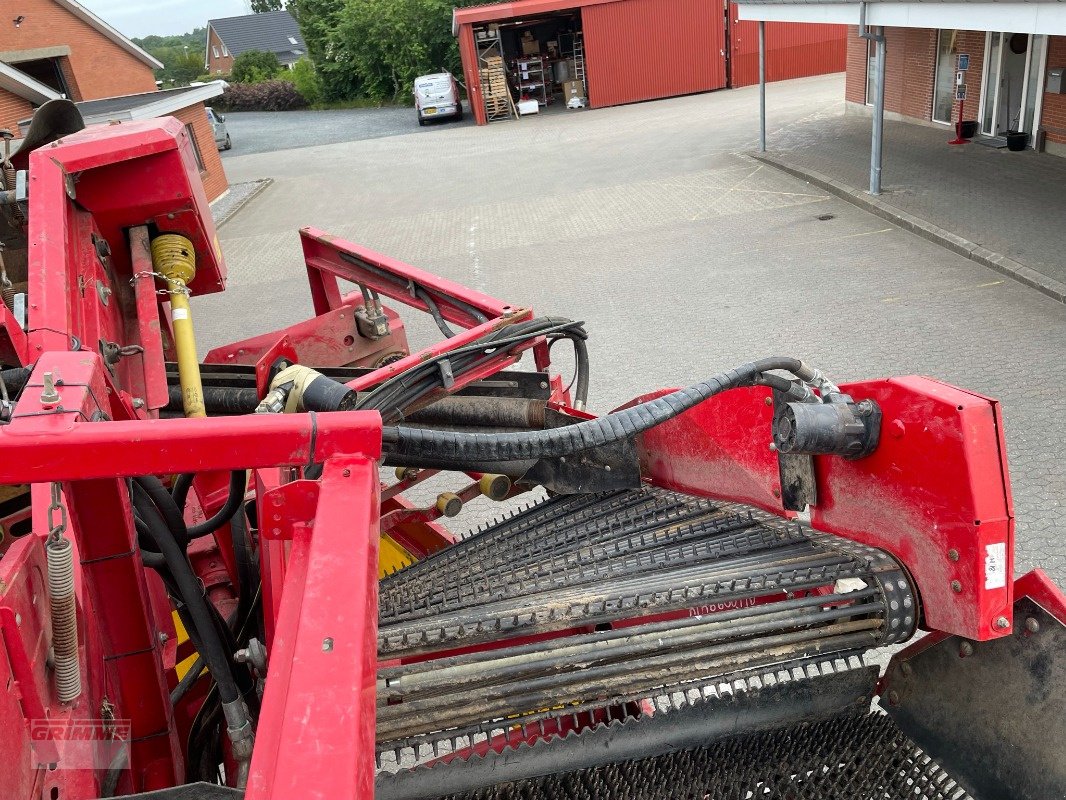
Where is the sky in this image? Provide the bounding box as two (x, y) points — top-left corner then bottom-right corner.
(80, 0), (252, 39)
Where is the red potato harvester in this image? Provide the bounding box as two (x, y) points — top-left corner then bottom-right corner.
(0, 101), (1061, 800)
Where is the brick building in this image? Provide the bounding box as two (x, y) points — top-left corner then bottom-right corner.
(206, 10), (307, 76)
(1, 1), (228, 201)
(0, 0), (160, 132)
(737, 0), (1066, 157)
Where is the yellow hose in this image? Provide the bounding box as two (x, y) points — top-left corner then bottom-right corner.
(151, 234), (205, 418)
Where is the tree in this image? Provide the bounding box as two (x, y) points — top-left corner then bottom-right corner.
(251, 0), (283, 11)
(338, 0), (463, 101)
(292, 0), (358, 101)
(231, 50), (282, 83)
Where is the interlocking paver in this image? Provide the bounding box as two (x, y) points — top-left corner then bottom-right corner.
(198, 74), (1066, 584)
(766, 112), (1066, 290)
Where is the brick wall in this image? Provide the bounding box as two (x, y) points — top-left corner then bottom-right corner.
(171, 103), (228, 202)
(847, 27), (985, 126)
(845, 27), (866, 104)
(901, 28), (937, 119)
(207, 26), (234, 76)
(0, 89), (34, 133)
(1040, 36), (1066, 144)
(0, 0), (156, 101)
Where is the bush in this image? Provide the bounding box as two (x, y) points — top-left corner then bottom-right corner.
(290, 57), (322, 105)
(215, 80), (309, 112)
(231, 50), (282, 83)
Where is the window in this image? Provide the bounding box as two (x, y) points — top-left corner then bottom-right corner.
(288, 36), (298, 45)
(865, 40), (877, 105)
(185, 124), (206, 172)
(932, 30), (959, 124)
(14, 57), (71, 97)
(212, 45), (220, 58)
(222, 44), (229, 56)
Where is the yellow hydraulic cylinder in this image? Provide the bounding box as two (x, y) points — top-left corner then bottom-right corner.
(151, 234), (205, 418)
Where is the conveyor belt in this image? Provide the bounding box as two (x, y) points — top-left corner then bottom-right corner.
(376, 487), (918, 797)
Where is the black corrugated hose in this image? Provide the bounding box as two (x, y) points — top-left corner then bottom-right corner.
(381, 357), (817, 465)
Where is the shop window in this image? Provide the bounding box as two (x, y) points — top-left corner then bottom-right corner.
(932, 30), (958, 124)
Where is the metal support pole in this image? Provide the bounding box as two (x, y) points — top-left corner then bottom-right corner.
(870, 27), (886, 195)
(758, 21), (767, 152)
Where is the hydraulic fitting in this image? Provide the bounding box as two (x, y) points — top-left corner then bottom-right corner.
(151, 234), (205, 418)
(772, 395), (881, 459)
(267, 364), (359, 413)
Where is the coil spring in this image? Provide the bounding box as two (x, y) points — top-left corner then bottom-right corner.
(2, 162), (24, 225)
(2, 281), (26, 313)
(47, 535), (81, 703)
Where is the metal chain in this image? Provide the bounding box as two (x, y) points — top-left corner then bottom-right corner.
(129, 270), (191, 297)
(47, 481), (67, 543)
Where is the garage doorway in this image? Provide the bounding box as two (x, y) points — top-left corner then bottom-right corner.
(472, 11), (586, 123)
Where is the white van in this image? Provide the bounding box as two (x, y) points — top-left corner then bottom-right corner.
(413, 72), (463, 125)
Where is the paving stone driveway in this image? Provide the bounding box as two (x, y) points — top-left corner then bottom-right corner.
(202, 75), (1066, 584)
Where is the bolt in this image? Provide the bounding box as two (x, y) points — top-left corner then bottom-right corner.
(857, 400), (873, 416)
(604, 464), (611, 472)
(539, 381), (548, 390)
(948, 549), (959, 562)
(764, 396), (773, 406)
(951, 580), (962, 593)
(158, 632), (169, 645)
(342, 468), (351, 477)
(900, 662), (912, 677)
(769, 442), (778, 452)
(322, 637), (334, 652)
(1024, 617), (1040, 633)
(234, 648), (251, 663)
(959, 641), (974, 658)
(132, 397), (145, 409)
(994, 616), (1010, 630)
(40, 372), (60, 405)
(887, 690), (900, 706)
(771, 488), (781, 499)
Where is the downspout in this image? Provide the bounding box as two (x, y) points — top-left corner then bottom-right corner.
(858, 2), (886, 195)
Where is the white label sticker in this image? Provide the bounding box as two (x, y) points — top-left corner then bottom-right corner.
(984, 542), (1006, 590)
(172, 308), (189, 321)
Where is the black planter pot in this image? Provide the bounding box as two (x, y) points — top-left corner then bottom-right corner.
(957, 120), (979, 139)
(1005, 130), (1030, 151)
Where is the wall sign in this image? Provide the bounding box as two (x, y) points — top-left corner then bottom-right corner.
(957, 53), (970, 71)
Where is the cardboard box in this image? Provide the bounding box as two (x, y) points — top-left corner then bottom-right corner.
(521, 39), (540, 55)
(560, 79), (586, 100)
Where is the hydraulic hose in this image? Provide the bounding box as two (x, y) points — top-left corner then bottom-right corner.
(187, 470), (246, 539)
(382, 357), (818, 464)
(130, 490), (240, 705)
(134, 476), (190, 549)
(169, 470), (247, 539)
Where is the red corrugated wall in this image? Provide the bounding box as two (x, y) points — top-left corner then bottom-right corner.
(582, 0), (726, 109)
(727, 7), (847, 88)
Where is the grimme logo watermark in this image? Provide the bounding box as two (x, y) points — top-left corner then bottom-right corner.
(29, 719), (131, 770)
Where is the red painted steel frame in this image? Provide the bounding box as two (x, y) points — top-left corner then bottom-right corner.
(635, 377), (1014, 642)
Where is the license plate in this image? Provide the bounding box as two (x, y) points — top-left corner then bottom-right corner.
(424, 108), (437, 115)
